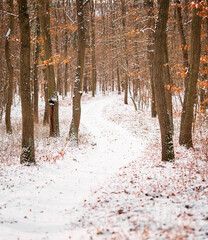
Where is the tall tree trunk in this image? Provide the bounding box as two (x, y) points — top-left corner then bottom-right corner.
(33, 3), (40, 124)
(83, 2), (90, 94)
(184, 0), (189, 33)
(176, 0), (189, 88)
(200, 8), (208, 107)
(121, 0), (128, 105)
(153, 0), (174, 161)
(63, 1), (69, 98)
(5, 0), (14, 134)
(117, 61), (121, 95)
(55, 1), (61, 95)
(179, 4), (202, 148)
(109, 0), (115, 92)
(38, 0), (60, 137)
(43, 73), (49, 125)
(69, 0), (87, 144)
(100, 0), (106, 95)
(144, 0), (157, 117)
(163, 33), (173, 130)
(18, 0), (35, 164)
(111, 1), (121, 95)
(133, 0), (140, 103)
(91, 0), (97, 97)
(0, 2), (4, 121)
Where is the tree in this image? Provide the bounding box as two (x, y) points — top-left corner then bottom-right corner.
(163, 32), (173, 130)
(83, 1), (90, 94)
(5, 0), (14, 134)
(54, 0), (61, 96)
(175, 0), (189, 88)
(33, 2), (40, 124)
(153, 0), (174, 161)
(18, 0), (35, 164)
(109, 0), (121, 95)
(91, 0), (97, 97)
(63, 0), (69, 98)
(69, 0), (87, 144)
(38, 0), (60, 137)
(179, 2), (202, 148)
(121, 0), (128, 105)
(143, 0), (157, 117)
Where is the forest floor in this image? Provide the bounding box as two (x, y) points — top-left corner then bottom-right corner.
(0, 93), (208, 240)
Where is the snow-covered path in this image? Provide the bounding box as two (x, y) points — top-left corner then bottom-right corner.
(0, 95), (150, 240)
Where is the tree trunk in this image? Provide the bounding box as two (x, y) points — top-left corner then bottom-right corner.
(184, 0), (189, 33)
(69, 0), (87, 144)
(179, 4), (202, 148)
(63, 1), (69, 98)
(5, 0), (14, 134)
(0, 2), (4, 122)
(144, 0), (157, 118)
(163, 33), (173, 130)
(100, 0), (106, 95)
(133, 0), (140, 103)
(91, 0), (97, 97)
(54, 1), (61, 96)
(201, 10), (208, 108)
(83, 2), (90, 94)
(117, 61), (121, 95)
(121, 0), (128, 105)
(43, 74), (49, 125)
(33, 3), (40, 124)
(18, 0), (35, 164)
(153, 0), (174, 162)
(38, 0), (59, 137)
(176, 1), (189, 88)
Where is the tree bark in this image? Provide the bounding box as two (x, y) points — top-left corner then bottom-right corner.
(153, 0), (174, 161)
(0, 1), (4, 122)
(63, 1), (69, 98)
(54, 1), (61, 96)
(18, 0), (35, 164)
(143, 0), (157, 117)
(121, 0), (128, 105)
(176, 0), (189, 88)
(43, 73), (49, 125)
(83, 2), (90, 94)
(133, 0), (140, 103)
(5, 0), (14, 134)
(38, 0), (60, 137)
(179, 4), (202, 148)
(163, 32), (173, 130)
(117, 61), (121, 95)
(33, 3), (40, 124)
(69, 0), (87, 144)
(91, 0), (97, 97)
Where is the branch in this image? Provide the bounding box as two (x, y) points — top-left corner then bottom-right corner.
(83, 0), (90, 7)
(140, 27), (155, 33)
(64, 9), (75, 25)
(0, 10), (18, 18)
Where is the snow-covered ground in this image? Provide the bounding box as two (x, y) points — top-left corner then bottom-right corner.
(0, 94), (208, 240)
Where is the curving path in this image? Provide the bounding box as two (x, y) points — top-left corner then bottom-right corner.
(0, 95), (149, 240)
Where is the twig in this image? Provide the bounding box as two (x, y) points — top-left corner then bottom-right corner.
(0, 10), (18, 18)
(83, 0), (90, 7)
(64, 9), (75, 25)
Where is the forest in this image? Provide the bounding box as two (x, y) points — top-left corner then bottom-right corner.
(0, 0), (208, 239)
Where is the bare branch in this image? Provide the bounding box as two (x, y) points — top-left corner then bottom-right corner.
(83, 0), (90, 7)
(64, 9), (75, 25)
(0, 10), (18, 18)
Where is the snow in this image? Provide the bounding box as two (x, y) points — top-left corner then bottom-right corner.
(6, 28), (11, 39)
(0, 94), (208, 240)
